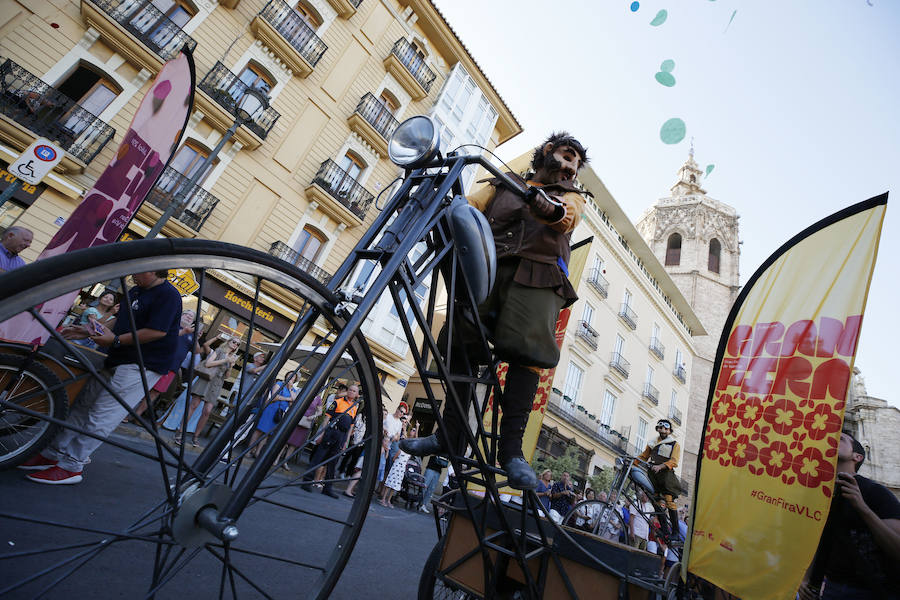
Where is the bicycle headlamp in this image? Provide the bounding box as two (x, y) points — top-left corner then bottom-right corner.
(388, 115), (441, 168)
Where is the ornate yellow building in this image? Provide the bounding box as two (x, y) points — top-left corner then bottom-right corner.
(0, 0), (520, 400)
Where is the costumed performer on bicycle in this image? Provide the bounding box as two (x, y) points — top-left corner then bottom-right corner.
(636, 418), (682, 541)
(401, 132), (591, 489)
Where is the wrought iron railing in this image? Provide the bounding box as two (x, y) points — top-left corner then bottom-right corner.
(574, 320), (599, 350)
(353, 93), (399, 140)
(268, 241), (333, 285)
(586, 267), (609, 298)
(89, 0), (197, 61)
(311, 159), (374, 220)
(198, 62), (281, 139)
(618, 303), (638, 330)
(143, 166), (219, 231)
(669, 405), (683, 425)
(642, 383), (659, 405)
(258, 0), (327, 67)
(0, 58), (115, 165)
(389, 38), (436, 93)
(610, 351), (631, 378)
(673, 364), (687, 384)
(649, 336), (665, 360)
(547, 389), (637, 456)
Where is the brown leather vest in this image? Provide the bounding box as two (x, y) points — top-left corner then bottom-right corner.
(482, 175), (582, 266)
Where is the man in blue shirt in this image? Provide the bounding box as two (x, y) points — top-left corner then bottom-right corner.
(19, 270), (182, 484)
(0, 226), (32, 272)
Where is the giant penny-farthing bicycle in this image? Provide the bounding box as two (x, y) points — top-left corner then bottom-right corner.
(0, 116), (693, 599)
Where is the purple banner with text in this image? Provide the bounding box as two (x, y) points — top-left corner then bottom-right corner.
(0, 48), (195, 343)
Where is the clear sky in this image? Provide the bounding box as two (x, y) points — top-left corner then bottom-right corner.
(433, 0), (899, 407)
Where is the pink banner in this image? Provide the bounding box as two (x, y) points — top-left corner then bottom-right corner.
(0, 49), (195, 343)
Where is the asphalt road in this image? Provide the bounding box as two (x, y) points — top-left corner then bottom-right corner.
(0, 429), (438, 599)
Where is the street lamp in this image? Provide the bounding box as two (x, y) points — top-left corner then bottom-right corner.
(145, 86), (269, 239)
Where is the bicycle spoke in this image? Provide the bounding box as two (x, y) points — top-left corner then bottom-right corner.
(210, 543), (327, 572)
(205, 545), (276, 600)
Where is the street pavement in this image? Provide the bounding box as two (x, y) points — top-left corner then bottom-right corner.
(0, 429), (438, 599)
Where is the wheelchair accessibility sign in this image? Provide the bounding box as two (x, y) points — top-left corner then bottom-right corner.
(9, 138), (64, 185)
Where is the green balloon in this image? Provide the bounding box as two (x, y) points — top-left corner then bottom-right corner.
(650, 9), (668, 26)
(655, 71), (676, 87)
(660, 118), (686, 144)
(660, 59), (675, 73)
(706, 164), (715, 176)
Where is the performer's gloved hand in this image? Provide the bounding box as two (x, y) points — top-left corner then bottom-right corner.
(524, 186), (566, 224)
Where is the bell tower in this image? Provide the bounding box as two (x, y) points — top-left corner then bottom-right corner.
(635, 150), (741, 497)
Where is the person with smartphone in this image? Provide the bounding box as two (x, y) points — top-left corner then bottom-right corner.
(799, 431), (900, 599)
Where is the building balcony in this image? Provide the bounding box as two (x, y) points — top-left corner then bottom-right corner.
(136, 166), (220, 236)
(649, 336), (665, 361)
(304, 159), (374, 227)
(195, 62), (281, 149)
(81, 0), (198, 73)
(618, 303), (638, 330)
(609, 352), (630, 379)
(326, 0), (362, 18)
(642, 383), (659, 406)
(574, 320), (599, 351)
(669, 405), (683, 426)
(268, 241), (333, 285)
(383, 38), (436, 100)
(547, 390), (636, 457)
(347, 93), (399, 156)
(0, 58), (115, 171)
(673, 364), (687, 384)
(251, 0), (327, 78)
(586, 267), (609, 299)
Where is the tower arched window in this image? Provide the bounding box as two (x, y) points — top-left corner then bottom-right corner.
(708, 238), (721, 273)
(665, 233), (681, 266)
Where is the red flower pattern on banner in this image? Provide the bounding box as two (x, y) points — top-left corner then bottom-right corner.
(793, 445), (835, 489)
(759, 441), (792, 478)
(713, 393), (737, 424)
(763, 397), (803, 435)
(727, 434), (759, 468)
(704, 429), (727, 461)
(803, 402), (842, 441)
(737, 394), (764, 429)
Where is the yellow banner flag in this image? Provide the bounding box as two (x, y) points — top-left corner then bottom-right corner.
(686, 194), (887, 599)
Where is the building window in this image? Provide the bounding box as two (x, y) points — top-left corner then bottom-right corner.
(670, 390), (678, 413)
(600, 390), (616, 427)
(562, 362), (584, 402)
(665, 233), (681, 266)
(614, 334), (624, 356)
(339, 151), (365, 180)
(378, 90), (399, 114)
(581, 302), (594, 326)
(592, 255), (604, 272)
(646, 365), (654, 385)
(635, 418), (649, 451)
(623, 288), (633, 309)
(293, 225), (326, 262)
(233, 62), (275, 99)
(132, 0), (195, 45)
(294, 1), (322, 27)
(56, 63), (120, 133)
(169, 141), (216, 182)
(708, 238), (721, 273)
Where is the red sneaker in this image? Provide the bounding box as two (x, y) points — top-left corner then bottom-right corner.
(26, 466), (83, 485)
(17, 454), (58, 471)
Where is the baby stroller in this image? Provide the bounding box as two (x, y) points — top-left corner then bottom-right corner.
(399, 458), (426, 510)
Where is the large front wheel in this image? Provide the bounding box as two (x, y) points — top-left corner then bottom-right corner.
(0, 239), (382, 599)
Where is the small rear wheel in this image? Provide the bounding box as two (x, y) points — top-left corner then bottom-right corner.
(0, 353), (68, 469)
(418, 536), (479, 600)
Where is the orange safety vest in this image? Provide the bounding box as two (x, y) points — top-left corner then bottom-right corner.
(333, 395), (358, 419)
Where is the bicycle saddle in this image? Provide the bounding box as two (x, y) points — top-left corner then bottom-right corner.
(448, 195), (496, 305)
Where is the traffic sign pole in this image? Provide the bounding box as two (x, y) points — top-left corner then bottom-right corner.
(0, 179), (23, 209)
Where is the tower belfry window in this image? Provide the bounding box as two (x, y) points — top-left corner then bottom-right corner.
(665, 233), (681, 266)
(708, 238), (721, 273)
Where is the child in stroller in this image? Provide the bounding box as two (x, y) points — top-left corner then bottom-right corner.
(399, 457), (427, 510)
